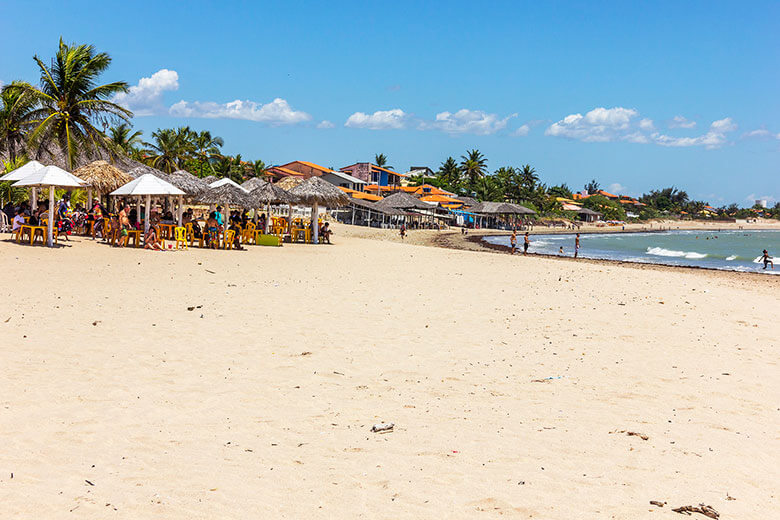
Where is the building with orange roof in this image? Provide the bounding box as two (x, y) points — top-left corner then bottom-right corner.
(278, 160), (335, 178)
(420, 194), (463, 204)
(340, 162), (408, 187)
(266, 166), (306, 179)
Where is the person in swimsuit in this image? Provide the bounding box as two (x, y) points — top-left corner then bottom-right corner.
(510, 230), (517, 254)
(523, 232), (530, 255)
(206, 212), (220, 249)
(117, 204), (131, 247)
(574, 233), (580, 258)
(761, 249), (774, 270)
(144, 219), (164, 250)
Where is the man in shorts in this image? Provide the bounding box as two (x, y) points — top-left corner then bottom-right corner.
(574, 233), (580, 258)
(523, 232), (530, 255)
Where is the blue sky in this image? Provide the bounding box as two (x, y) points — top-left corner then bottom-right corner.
(1, 0), (778, 204)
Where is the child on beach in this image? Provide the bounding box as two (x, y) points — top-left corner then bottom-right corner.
(559, 246), (564, 255)
(761, 250), (774, 270)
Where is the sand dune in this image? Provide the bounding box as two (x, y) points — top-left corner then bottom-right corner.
(1, 227), (777, 518)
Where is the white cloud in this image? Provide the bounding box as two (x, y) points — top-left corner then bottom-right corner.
(426, 109), (516, 135)
(114, 69), (179, 116)
(169, 97), (311, 124)
(317, 120), (335, 129)
(622, 132), (650, 144)
(669, 115), (697, 129)
(345, 109), (408, 130)
(512, 124), (530, 137)
(743, 128), (771, 138)
(545, 107), (639, 142)
(639, 118), (654, 131)
(607, 183), (627, 194)
(652, 117), (737, 149)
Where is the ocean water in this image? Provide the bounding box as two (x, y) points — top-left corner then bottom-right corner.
(483, 230), (780, 274)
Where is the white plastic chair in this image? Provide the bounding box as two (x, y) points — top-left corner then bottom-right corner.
(0, 211), (9, 233)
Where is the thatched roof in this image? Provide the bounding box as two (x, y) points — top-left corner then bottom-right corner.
(375, 191), (430, 211)
(348, 197), (404, 215)
(250, 182), (293, 205)
(241, 177), (268, 191)
(275, 176), (304, 191)
(201, 175), (218, 184)
(195, 184), (255, 207)
(128, 164), (169, 180)
(288, 176), (350, 207)
(167, 169), (210, 195)
(72, 161), (133, 194)
(476, 201), (535, 215)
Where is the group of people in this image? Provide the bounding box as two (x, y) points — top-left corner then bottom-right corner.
(510, 231), (581, 257)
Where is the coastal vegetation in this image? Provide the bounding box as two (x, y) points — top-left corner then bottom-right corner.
(1, 38), (778, 221)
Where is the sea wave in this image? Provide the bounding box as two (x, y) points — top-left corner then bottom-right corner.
(726, 255), (737, 261)
(646, 246), (707, 259)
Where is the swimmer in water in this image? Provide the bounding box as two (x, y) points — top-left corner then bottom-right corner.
(761, 249), (774, 270)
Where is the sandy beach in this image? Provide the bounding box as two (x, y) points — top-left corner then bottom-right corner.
(1, 226), (778, 519)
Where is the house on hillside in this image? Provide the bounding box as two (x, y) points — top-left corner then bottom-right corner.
(340, 162), (408, 187)
(278, 161), (333, 178)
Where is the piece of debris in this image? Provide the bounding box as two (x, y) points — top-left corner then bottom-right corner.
(610, 429), (649, 440)
(85, 480), (95, 486)
(333, 371), (344, 376)
(92, 321), (100, 326)
(187, 307), (195, 311)
(300, 351), (312, 356)
(650, 501), (666, 507)
(4, 317), (10, 323)
(671, 504), (719, 518)
(371, 423), (394, 433)
(725, 494), (735, 501)
(205, 269), (216, 274)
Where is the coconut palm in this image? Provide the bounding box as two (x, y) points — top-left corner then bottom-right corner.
(108, 122), (143, 156)
(194, 130), (223, 174)
(460, 149), (487, 189)
(249, 159), (269, 179)
(374, 153), (391, 169)
(0, 81), (38, 162)
(144, 127), (193, 173)
(22, 38), (131, 169)
(437, 157), (461, 188)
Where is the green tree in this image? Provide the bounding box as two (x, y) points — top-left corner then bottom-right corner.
(583, 194), (626, 220)
(374, 153), (390, 169)
(144, 127), (193, 173)
(0, 81), (38, 162)
(460, 149), (487, 190)
(22, 38), (131, 169)
(108, 122), (143, 156)
(584, 179), (600, 194)
(194, 130), (224, 174)
(548, 183), (573, 198)
(436, 157), (462, 190)
(1, 157), (30, 206)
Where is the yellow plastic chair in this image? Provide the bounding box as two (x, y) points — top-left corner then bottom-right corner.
(222, 229), (236, 250)
(243, 222), (256, 244)
(174, 226), (188, 250)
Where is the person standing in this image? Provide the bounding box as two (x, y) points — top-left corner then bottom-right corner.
(523, 232), (530, 255)
(761, 249), (774, 270)
(510, 230), (517, 254)
(574, 233), (581, 258)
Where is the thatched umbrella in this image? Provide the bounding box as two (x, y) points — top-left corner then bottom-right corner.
(167, 169), (210, 196)
(72, 160), (134, 210)
(241, 177), (268, 192)
(196, 184), (255, 230)
(288, 177), (349, 243)
(375, 191), (430, 211)
(276, 176), (304, 191)
(250, 182), (293, 233)
(201, 175), (217, 184)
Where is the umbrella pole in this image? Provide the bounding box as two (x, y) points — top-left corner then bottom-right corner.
(31, 188), (38, 211)
(47, 185), (54, 247)
(311, 203), (319, 244)
(177, 195), (183, 227)
(287, 204), (293, 234)
(135, 196), (141, 226)
(87, 188), (93, 211)
(144, 194), (151, 239)
(266, 202), (271, 234)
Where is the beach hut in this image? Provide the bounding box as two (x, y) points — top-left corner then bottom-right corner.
(288, 176), (349, 243)
(249, 182), (293, 233)
(110, 174), (185, 237)
(0, 160), (46, 210)
(13, 165), (86, 246)
(72, 160), (134, 211)
(196, 184), (255, 233)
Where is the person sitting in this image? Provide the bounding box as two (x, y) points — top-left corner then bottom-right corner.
(12, 208), (25, 235)
(228, 219), (244, 250)
(28, 209), (40, 226)
(144, 219), (164, 251)
(215, 206), (224, 227)
(320, 222), (333, 244)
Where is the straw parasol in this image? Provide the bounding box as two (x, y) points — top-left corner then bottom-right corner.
(201, 175), (217, 184)
(111, 174), (185, 236)
(196, 184), (255, 230)
(275, 176), (304, 191)
(241, 177), (268, 191)
(250, 182), (294, 233)
(167, 169), (210, 196)
(288, 177), (349, 243)
(375, 191), (430, 211)
(13, 165), (86, 246)
(72, 160), (134, 209)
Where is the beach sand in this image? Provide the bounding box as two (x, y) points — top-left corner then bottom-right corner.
(1, 226), (778, 519)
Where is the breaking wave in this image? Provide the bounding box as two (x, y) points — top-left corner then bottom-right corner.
(646, 247), (707, 259)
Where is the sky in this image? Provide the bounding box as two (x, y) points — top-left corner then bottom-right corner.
(1, 0), (778, 205)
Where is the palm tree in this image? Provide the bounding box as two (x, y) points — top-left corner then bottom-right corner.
(437, 157), (461, 188)
(0, 81), (38, 162)
(249, 159), (269, 178)
(22, 38), (131, 169)
(108, 123), (143, 156)
(194, 130), (223, 175)
(460, 149), (487, 190)
(518, 164), (538, 189)
(144, 128), (191, 173)
(374, 153), (390, 169)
